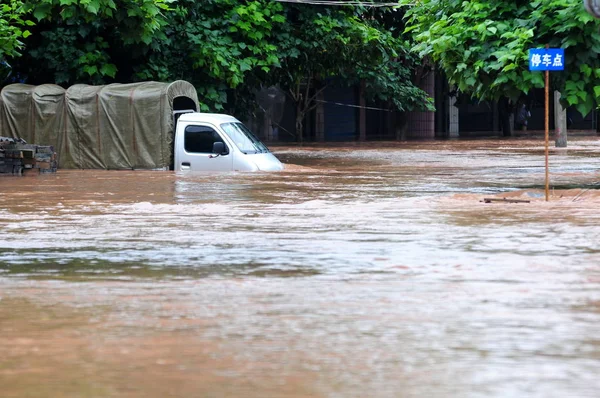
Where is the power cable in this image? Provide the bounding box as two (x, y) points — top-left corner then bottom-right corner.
(315, 99), (393, 111)
(272, 0), (407, 7)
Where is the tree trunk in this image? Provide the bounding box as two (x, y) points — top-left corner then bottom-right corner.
(316, 91), (325, 142)
(498, 97), (514, 137)
(554, 90), (568, 147)
(263, 113), (272, 142)
(395, 112), (408, 140)
(295, 103), (303, 144)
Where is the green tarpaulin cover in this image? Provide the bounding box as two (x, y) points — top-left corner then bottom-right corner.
(0, 81), (199, 169)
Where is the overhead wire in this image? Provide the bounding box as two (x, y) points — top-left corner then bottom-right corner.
(314, 100), (393, 111)
(272, 0), (407, 7)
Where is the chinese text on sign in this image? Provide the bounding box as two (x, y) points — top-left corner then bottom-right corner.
(528, 48), (565, 71)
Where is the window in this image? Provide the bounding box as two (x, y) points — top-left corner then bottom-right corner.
(220, 122), (268, 154)
(184, 125), (228, 154)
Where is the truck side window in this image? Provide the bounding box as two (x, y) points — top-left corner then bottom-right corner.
(184, 125), (228, 154)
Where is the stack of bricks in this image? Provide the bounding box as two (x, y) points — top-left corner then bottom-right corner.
(0, 137), (57, 175)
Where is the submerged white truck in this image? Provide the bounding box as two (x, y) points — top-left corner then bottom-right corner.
(173, 112), (283, 172)
(0, 80), (283, 172)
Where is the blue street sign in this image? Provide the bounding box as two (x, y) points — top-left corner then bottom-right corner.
(529, 48), (565, 71)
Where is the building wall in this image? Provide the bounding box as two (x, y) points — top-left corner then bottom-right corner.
(457, 100), (496, 133)
(256, 75), (599, 143)
(324, 86), (357, 141)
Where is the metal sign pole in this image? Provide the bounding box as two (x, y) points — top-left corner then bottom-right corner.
(545, 68), (549, 202)
(529, 47), (564, 202)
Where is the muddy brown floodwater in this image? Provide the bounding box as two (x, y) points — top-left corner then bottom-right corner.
(1, 138), (600, 398)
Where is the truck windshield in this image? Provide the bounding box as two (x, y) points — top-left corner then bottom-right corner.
(220, 122), (269, 154)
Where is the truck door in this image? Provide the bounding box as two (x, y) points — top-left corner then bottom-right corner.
(178, 125), (233, 171)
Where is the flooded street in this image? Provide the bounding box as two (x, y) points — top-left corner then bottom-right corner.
(1, 138), (600, 397)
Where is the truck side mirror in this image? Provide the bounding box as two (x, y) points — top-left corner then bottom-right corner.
(212, 141), (226, 155)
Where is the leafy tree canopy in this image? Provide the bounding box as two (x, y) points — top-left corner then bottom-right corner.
(269, 4), (431, 139)
(6, 0), (431, 128)
(12, 0), (172, 83)
(275, 5), (429, 109)
(401, 0), (600, 116)
(134, 0), (287, 112)
(0, 0), (33, 60)
(25, 0), (172, 44)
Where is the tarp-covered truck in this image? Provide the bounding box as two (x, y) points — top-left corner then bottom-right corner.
(0, 80), (283, 172)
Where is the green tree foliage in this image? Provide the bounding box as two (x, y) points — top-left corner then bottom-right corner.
(401, 0), (600, 119)
(135, 0), (286, 112)
(269, 5), (432, 140)
(0, 0), (33, 59)
(135, 1), (431, 129)
(6, 0), (431, 140)
(15, 0), (172, 84)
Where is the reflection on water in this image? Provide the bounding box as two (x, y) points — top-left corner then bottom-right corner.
(1, 139), (600, 397)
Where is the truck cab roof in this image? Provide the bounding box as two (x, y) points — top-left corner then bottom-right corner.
(177, 112), (240, 125)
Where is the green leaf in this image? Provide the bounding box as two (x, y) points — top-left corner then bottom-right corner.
(567, 95), (579, 105)
(83, 65), (98, 76)
(33, 4), (52, 21)
(100, 64), (117, 77)
(575, 93), (594, 117)
(86, 0), (100, 14)
(239, 61), (251, 72)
